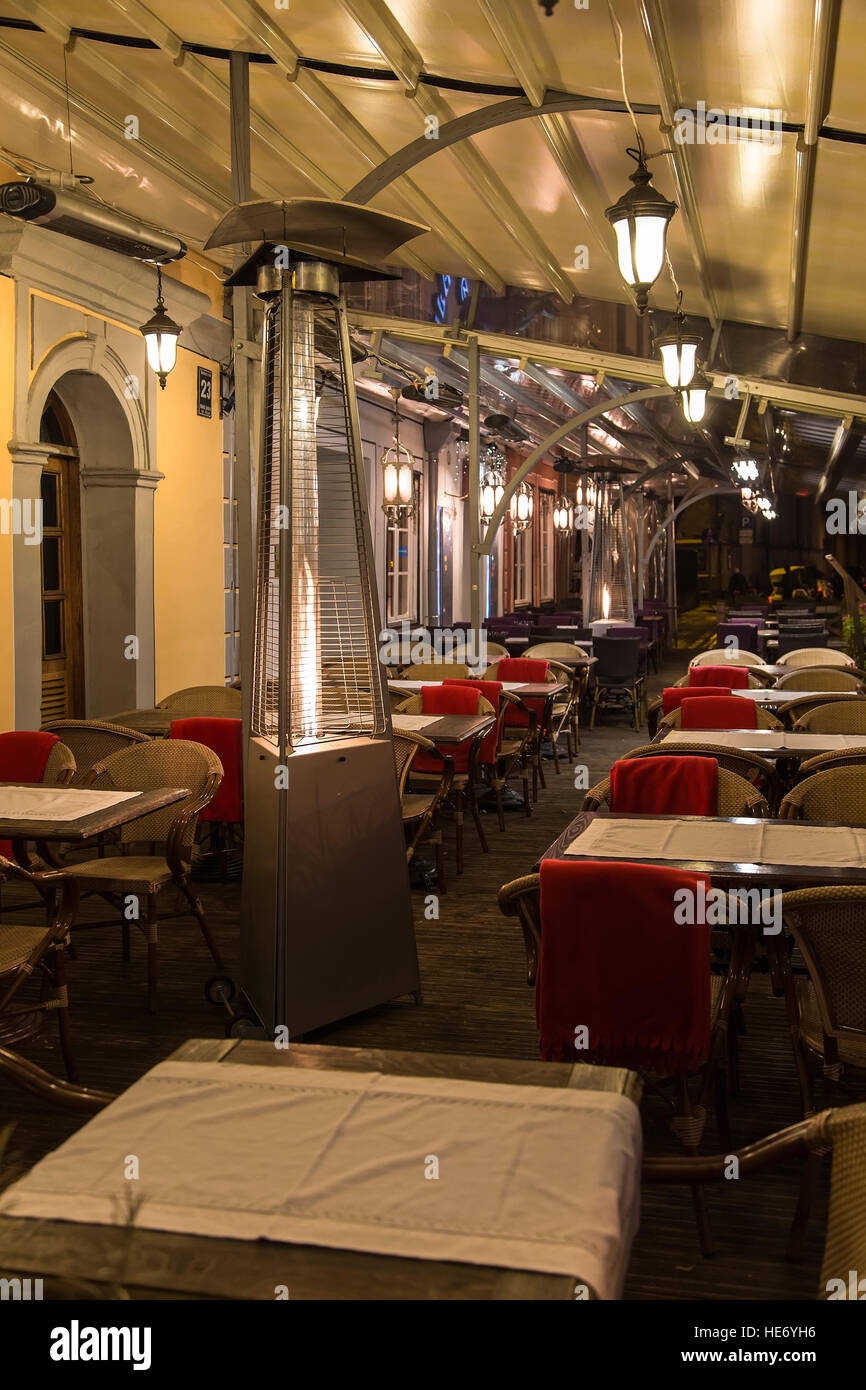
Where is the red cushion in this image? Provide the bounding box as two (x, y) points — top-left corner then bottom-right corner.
(443, 679), (502, 763)
(662, 686), (731, 715)
(497, 658), (550, 684)
(690, 665), (750, 689)
(169, 718), (243, 822)
(0, 731), (60, 860)
(413, 685), (481, 775)
(610, 756), (718, 815)
(681, 696), (757, 730)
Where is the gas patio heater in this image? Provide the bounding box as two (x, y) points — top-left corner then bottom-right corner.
(586, 477), (634, 631)
(205, 199), (424, 1035)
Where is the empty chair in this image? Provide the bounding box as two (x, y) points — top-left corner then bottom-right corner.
(780, 766), (866, 826)
(619, 741), (782, 814)
(658, 702), (782, 733)
(775, 667), (863, 692)
(71, 740), (225, 1011)
(589, 635), (645, 731)
(690, 648), (769, 669)
(581, 755), (767, 817)
(776, 631), (828, 659)
(478, 641), (509, 662)
(781, 693), (866, 728)
(170, 717), (243, 877)
(793, 700), (866, 734)
(42, 719), (149, 785)
(404, 684), (492, 874)
(689, 664), (751, 689)
(481, 657), (555, 795)
(393, 731), (452, 892)
(647, 685), (731, 739)
(0, 731), (76, 862)
(717, 621), (759, 654)
(442, 678), (532, 829)
(777, 648), (854, 669)
(681, 695), (758, 731)
(157, 685), (242, 715)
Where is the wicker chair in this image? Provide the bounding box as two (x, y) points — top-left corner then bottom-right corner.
(157, 685), (242, 715)
(396, 693), (494, 873)
(657, 704), (783, 733)
(481, 662), (557, 799)
(796, 749), (866, 781)
(616, 741), (783, 813)
(42, 719), (149, 784)
(0, 857), (80, 1081)
(498, 871), (737, 1255)
(689, 648), (769, 669)
(581, 765), (768, 817)
(647, 677), (763, 736)
(781, 693), (865, 729)
(777, 648), (854, 669)
(792, 699), (866, 734)
(780, 765), (866, 826)
(393, 730), (453, 891)
(775, 667), (864, 692)
(397, 662), (471, 681)
(70, 740), (225, 1011)
(479, 641), (509, 662)
(642, 1102), (866, 1290)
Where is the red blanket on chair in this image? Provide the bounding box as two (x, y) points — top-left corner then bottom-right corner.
(0, 730), (60, 860)
(609, 755), (718, 815)
(681, 696), (757, 729)
(537, 858), (711, 1073)
(690, 665), (750, 689)
(662, 686), (731, 715)
(413, 685), (481, 774)
(496, 657), (549, 684)
(443, 679), (502, 764)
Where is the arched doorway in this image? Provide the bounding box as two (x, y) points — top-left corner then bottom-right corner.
(38, 392), (84, 720)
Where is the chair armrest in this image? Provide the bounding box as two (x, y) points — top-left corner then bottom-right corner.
(643, 1111), (832, 1184)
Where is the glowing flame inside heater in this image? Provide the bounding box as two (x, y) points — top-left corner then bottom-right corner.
(297, 557), (319, 741)
(602, 585), (611, 621)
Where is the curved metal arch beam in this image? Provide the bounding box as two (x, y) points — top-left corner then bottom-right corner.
(344, 92), (659, 205)
(643, 486), (739, 563)
(479, 387), (671, 557)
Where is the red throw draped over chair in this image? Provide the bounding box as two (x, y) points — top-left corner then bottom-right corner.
(170, 717), (243, 879)
(409, 684), (490, 873)
(0, 731), (70, 862)
(681, 696), (757, 730)
(690, 665), (750, 689)
(495, 658), (553, 801)
(661, 686), (731, 716)
(609, 755), (718, 816)
(443, 678), (532, 829)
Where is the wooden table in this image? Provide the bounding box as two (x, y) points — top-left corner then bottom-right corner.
(389, 679), (570, 698)
(732, 688), (863, 707)
(660, 728), (866, 759)
(392, 713), (494, 746)
(541, 810), (866, 886)
(0, 1039), (642, 1301)
(0, 783), (189, 844)
(102, 707), (175, 736)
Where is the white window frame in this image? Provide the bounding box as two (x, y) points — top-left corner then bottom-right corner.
(513, 523), (532, 608)
(539, 490), (555, 603)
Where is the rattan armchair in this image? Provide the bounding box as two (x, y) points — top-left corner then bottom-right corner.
(42, 719), (149, 784)
(689, 648), (769, 669)
(581, 766), (769, 817)
(780, 765), (866, 826)
(792, 699), (866, 733)
(398, 692), (495, 871)
(777, 648), (855, 669)
(667, 671), (764, 690)
(393, 729), (453, 891)
(71, 740), (225, 1012)
(618, 741), (783, 814)
(42, 742), (76, 785)
(479, 641), (509, 662)
(796, 749), (866, 781)
(775, 667), (864, 692)
(657, 704), (783, 733)
(0, 857), (79, 1081)
(157, 685), (242, 715)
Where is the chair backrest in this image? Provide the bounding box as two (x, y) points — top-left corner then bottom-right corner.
(717, 622), (759, 653)
(681, 695), (757, 730)
(169, 717), (243, 822)
(776, 667), (863, 692)
(781, 886), (866, 1041)
(523, 642), (585, 659)
(621, 740), (781, 795)
(420, 684), (480, 716)
(43, 742), (76, 785)
(820, 1103), (866, 1298)
(398, 661), (471, 680)
(659, 704), (782, 732)
(0, 730), (75, 786)
(690, 648), (767, 669)
(690, 664), (751, 689)
(42, 719), (149, 785)
(87, 739), (223, 850)
(795, 750), (866, 780)
(480, 641), (509, 661)
(776, 631), (828, 658)
(593, 635), (642, 682)
(494, 657), (551, 684)
(793, 700), (866, 734)
(392, 733), (420, 796)
(780, 765), (866, 826)
(156, 685), (242, 715)
(778, 647), (853, 669)
(582, 765), (767, 817)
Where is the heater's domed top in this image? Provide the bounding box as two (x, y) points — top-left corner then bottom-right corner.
(205, 197), (428, 264)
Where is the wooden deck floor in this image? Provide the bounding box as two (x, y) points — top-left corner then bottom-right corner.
(0, 618), (830, 1299)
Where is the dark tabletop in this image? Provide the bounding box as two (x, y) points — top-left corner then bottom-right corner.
(0, 784), (189, 842)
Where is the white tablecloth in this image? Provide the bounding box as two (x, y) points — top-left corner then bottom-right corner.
(0, 1060), (642, 1299)
(566, 817), (866, 869)
(0, 785), (140, 822)
(664, 730), (866, 753)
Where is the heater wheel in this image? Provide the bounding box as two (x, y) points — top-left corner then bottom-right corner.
(226, 1014), (259, 1039)
(205, 975), (237, 1006)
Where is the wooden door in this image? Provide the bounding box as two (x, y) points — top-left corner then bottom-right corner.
(40, 455), (85, 721)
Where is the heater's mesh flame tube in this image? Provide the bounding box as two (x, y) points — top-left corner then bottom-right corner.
(587, 479), (635, 624)
(250, 278), (388, 750)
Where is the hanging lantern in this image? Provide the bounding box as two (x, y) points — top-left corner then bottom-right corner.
(654, 294), (702, 388)
(139, 263), (181, 389)
(605, 149), (677, 313)
(509, 480), (533, 534)
(381, 392), (415, 518)
(479, 443), (506, 524)
(732, 455), (759, 482)
(680, 370), (711, 425)
(553, 495), (574, 532)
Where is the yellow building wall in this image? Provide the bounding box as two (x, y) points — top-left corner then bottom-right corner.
(154, 348), (225, 700)
(0, 275), (15, 729)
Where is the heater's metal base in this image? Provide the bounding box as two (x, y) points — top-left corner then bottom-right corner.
(242, 735), (420, 1037)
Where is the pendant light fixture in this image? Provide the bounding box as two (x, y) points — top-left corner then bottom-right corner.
(479, 442), (506, 525)
(680, 370), (711, 425)
(732, 454), (759, 483)
(605, 148), (677, 313)
(509, 479), (533, 535)
(553, 494), (574, 533)
(381, 389), (415, 518)
(139, 263), (181, 389)
(654, 291), (702, 388)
